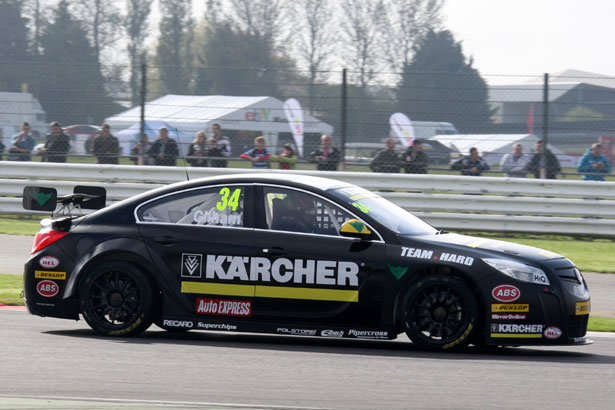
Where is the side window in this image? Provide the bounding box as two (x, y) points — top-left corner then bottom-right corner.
(137, 186), (245, 227)
(263, 187), (354, 236)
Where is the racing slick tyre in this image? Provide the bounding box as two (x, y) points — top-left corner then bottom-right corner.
(78, 261), (156, 336)
(401, 274), (478, 351)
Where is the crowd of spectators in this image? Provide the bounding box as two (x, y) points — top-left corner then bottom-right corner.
(1, 121), (612, 180)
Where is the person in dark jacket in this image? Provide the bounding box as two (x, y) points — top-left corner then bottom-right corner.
(187, 131), (208, 167)
(526, 140), (561, 179)
(92, 123), (120, 164)
(451, 147), (490, 176)
(39, 121), (70, 163)
(147, 127), (179, 166)
(309, 134), (341, 171)
(369, 138), (400, 173)
(401, 139), (429, 174)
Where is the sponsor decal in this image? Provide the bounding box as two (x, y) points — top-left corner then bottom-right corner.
(197, 322), (237, 331)
(193, 210), (242, 226)
(443, 322), (474, 349)
(321, 329), (344, 337)
(181, 255), (360, 303)
(401, 247), (433, 259)
(388, 264), (409, 280)
(163, 319), (193, 328)
(538, 250), (555, 258)
(491, 313), (527, 320)
(490, 323), (543, 338)
(35, 302), (55, 307)
(33, 191), (52, 206)
(543, 326), (562, 340)
(492, 285), (521, 303)
(575, 301), (590, 315)
(436, 253), (474, 266)
(277, 328), (317, 336)
(182, 253), (203, 278)
(34, 270), (66, 280)
(348, 330), (388, 339)
(39, 256), (59, 269)
(196, 298), (252, 317)
(491, 304), (529, 312)
(36, 280), (59, 297)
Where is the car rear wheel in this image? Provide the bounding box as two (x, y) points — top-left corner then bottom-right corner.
(79, 261), (155, 336)
(401, 274), (478, 351)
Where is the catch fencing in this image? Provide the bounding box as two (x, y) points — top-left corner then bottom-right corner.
(0, 162), (613, 238)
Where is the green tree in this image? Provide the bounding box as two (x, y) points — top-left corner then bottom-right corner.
(0, 0), (32, 92)
(36, 0), (118, 124)
(154, 0), (194, 94)
(396, 30), (493, 132)
(193, 22), (295, 97)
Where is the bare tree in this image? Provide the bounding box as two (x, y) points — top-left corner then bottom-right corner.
(341, 0), (387, 89)
(293, 0), (339, 111)
(71, 0), (123, 64)
(22, 0), (44, 56)
(382, 0), (444, 72)
(226, 0), (288, 48)
(205, 0), (222, 25)
(126, 0), (153, 105)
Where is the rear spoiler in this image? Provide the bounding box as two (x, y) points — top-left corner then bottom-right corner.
(23, 185), (107, 217)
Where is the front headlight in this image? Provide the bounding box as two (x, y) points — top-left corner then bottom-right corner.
(483, 258), (550, 285)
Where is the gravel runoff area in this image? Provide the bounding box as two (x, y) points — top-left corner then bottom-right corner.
(1, 234), (613, 317)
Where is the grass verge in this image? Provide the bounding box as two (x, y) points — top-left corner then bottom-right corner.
(0, 216), (44, 236)
(1, 273), (614, 332)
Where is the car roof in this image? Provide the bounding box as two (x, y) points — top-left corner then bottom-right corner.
(185, 173), (353, 192)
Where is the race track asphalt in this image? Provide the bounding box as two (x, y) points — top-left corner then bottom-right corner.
(0, 310), (614, 409)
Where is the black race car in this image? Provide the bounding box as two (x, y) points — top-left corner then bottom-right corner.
(22, 174), (592, 350)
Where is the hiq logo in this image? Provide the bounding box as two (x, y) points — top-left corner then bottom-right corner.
(245, 108), (271, 122)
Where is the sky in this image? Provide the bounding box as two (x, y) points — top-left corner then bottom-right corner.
(443, 0), (615, 79)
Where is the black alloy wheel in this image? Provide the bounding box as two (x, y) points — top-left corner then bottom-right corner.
(402, 274), (478, 351)
(79, 261), (155, 336)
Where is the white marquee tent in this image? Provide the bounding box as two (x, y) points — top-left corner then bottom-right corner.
(104, 95), (334, 157)
(428, 134), (578, 167)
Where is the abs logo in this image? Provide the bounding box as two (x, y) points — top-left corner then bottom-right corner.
(492, 285), (521, 303)
(36, 280), (59, 297)
(182, 253), (202, 278)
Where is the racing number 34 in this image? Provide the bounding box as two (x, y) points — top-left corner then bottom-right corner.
(217, 188), (241, 212)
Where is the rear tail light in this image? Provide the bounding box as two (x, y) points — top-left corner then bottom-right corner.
(31, 230), (69, 254)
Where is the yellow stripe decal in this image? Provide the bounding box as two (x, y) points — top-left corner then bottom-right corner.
(490, 333), (542, 339)
(181, 282), (255, 297)
(181, 282), (358, 302)
(467, 240), (488, 248)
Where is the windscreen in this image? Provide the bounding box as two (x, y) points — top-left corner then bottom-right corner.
(329, 186), (437, 236)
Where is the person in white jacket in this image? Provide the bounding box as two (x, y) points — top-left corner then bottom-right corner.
(500, 143), (529, 178)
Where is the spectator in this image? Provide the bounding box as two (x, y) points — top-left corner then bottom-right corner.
(309, 134), (341, 171)
(147, 127), (179, 166)
(187, 131), (208, 167)
(92, 123), (120, 164)
(7, 122), (35, 161)
(211, 123), (231, 165)
(526, 140), (561, 179)
(240, 136), (271, 168)
(500, 143), (529, 178)
(577, 142), (611, 181)
(0, 140), (4, 161)
(451, 147), (490, 176)
(369, 138), (400, 173)
(271, 143), (297, 170)
(401, 139), (429, 174)
(130, 134), (154, 165)
(39, 121), (70, 163)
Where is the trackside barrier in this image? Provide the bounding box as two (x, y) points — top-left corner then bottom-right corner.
(1, 162), (614, 237)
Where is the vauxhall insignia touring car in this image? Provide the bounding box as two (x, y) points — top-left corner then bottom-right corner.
(22, 174), (592, 350)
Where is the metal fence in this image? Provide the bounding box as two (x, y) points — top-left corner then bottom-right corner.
(2, 63), (615, 177)
(1, 162), (614, 238)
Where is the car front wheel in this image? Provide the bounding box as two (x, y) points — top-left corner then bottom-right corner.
(401, 274), (478, 351)
(79, 261), (155, 336)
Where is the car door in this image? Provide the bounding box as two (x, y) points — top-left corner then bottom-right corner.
(136, 183), (255, 316)
(252, 184), (388, 327)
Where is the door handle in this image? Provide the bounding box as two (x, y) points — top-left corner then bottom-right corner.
(263, 247), (287, 256)
(154, 236), (178, 246)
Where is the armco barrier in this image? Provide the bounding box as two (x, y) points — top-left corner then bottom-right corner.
(1, 162), (614, 237)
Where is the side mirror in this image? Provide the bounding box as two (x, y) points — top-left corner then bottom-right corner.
(339, 219), (372, 239)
